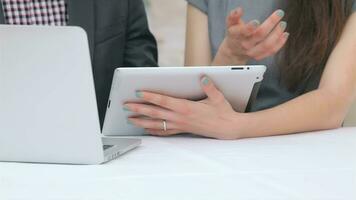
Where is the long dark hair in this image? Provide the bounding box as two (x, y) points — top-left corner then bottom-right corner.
(280, 0), (355, 91)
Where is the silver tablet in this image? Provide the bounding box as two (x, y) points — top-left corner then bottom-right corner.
(102, 66), (266, 136)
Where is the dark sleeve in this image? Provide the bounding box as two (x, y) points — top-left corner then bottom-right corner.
(124, 0), (158, 67)
(353, 1), (356, 12)
(186, 0), (208, 14)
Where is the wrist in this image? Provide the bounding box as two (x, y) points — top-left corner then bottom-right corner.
(212, 39), (248, 66)
(217, 111), (249, 140)
(229, 112), (251, 139)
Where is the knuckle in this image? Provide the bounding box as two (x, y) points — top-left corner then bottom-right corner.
(157, 95), (168, 107)
(142, 120), (151, 127)
(136, 120), (145, 127)
(254, 29), (265, 38)
(148, 109), (160, 118)
(132, 106), (140, 113)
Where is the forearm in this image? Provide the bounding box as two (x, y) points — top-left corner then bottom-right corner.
(234, 14), (356, 138)
(236, 89), (350, 138)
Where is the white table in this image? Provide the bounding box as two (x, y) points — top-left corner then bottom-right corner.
(1, 128), (356, 200)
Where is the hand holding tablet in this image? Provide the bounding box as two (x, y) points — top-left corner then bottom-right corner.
(125, 75), (247, 139)
(102, 66), (266, 137)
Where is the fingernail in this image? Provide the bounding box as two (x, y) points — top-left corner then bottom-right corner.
(202, 77), (210, 86)
(251, 20), (260, 27)
(284, 32), (290, 39)
(136, 91), (144, 98)
(276, 9), (285, 18)
(280, 21), (287, 30)
(123, 105), (130, 111)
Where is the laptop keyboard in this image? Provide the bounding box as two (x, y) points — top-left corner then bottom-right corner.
(103, 145), (114, 150)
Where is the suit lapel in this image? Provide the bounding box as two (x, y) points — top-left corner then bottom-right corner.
(0, 2), (5, 24)
(65, 0), (95, 60)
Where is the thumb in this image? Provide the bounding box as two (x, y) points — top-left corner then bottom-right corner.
(201, 76), (225, 104)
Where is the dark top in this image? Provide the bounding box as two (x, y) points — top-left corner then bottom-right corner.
(186, 0), (356, 112)
(0, 0), (158, 126)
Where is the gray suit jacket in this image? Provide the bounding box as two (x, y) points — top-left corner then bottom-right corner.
(0, 0), (158, 126)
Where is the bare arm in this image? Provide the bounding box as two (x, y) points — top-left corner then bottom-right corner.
(237, 14), (356, 138)
(185, 5), (356, 138)
(124, 8), (356, 140)
(184, 4), (212, 66)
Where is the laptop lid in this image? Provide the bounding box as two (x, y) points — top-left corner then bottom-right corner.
(0, 25), (104, 164)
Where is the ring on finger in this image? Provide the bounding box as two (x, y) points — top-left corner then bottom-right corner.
(162, 120), (167, 131)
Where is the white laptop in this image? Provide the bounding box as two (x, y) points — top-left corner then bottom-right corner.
(0, 25), (141, 165)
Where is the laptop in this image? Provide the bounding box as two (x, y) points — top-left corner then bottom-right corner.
(0, 25), (141, 165)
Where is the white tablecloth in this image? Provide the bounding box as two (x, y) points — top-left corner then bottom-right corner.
(1, 128), (356, 200)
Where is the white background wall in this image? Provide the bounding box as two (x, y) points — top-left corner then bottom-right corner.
(146, 0), (187, 67)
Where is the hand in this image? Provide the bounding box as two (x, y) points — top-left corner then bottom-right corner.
(124, 76), (243, 140)
(213, 7), (289, 65)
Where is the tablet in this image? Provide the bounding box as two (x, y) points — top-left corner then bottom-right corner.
(102, 66), (266, 136)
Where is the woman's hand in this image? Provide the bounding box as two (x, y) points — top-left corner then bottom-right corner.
(124, 76), (243, 140)
(212, 8), (289, 65)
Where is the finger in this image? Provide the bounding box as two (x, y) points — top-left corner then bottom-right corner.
(136, 91), (192, 114)
(247, 21), (287, 60)
(250, 9), (285, 45)
(254, 32), (289, 61)
(227, 7), (243, 28)
(244, 20), (260, 37)
(128, 117), (179, 130)
(145, 129), (182, 136)
(228, 19), (260, 40)
(201, 76), (226, 104)
(198, 98), (210, 104)
(124, 103), (179, 122)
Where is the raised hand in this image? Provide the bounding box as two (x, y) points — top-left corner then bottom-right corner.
(213, 7), (289, 65)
